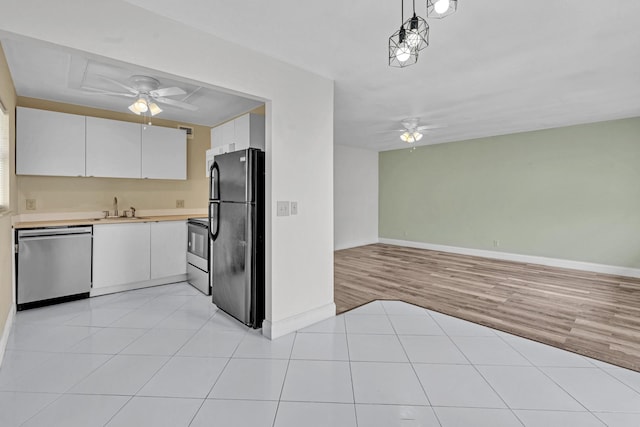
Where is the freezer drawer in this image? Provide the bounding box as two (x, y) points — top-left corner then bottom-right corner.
(17, 228), (92, 309)
(187, 263), (210, 295)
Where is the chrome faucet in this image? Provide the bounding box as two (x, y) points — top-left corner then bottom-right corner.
(130, 206), (136, 217)
(113, 197), (118, 217)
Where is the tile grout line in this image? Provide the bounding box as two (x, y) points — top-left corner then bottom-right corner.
(102, 394), (135, 427)
(382, 301), (444, 427)
(493, 330), (595, 417)
(69, 288), (217, 425)
(343, 313), (360, 427)
(270, 331), (298, 427)
(101, 287), (228, 426)
(430, 313), (525, 425)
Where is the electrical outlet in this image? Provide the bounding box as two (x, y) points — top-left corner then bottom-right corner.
(26, 199), (36, 210)
(493, 239), (500, 247)
(176, 200), (185, 208)
(290, 201), (298, 215)
(277, 201), (289, 216)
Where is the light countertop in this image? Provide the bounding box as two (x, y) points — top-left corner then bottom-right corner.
(14, 214), (207, 229)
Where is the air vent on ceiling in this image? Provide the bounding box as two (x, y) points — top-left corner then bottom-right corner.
(178, 125), (194, 139)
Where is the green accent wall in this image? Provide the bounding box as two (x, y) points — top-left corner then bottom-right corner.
(379, 117), (640, 268)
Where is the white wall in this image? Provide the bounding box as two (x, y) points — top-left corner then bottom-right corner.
(0, 0), (335, 338)
(334, 144), (378, 250)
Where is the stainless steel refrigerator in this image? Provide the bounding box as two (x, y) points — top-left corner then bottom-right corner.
(209, 148), (265, 328)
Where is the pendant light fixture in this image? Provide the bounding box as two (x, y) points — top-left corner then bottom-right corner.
(389, 0), (419, 68)
(388, 0), (458, 68)
(426, 0), (458, 19)
(405, 0), (429, 52)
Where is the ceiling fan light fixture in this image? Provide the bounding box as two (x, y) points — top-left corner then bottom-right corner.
(400, 131), (423, 143)
(148, 102), (162, 116)
(427, 0), (457, 18)
(129, 96), (149, 114)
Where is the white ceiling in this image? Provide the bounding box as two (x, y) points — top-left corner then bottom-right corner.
(4, 0), (640, 151)
(1, 37), (263, 127)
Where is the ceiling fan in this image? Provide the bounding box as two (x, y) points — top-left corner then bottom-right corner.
(81, 75), (199, 116)
(390, 118), (443, 143)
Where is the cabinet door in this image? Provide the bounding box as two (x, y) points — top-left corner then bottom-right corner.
(93, 223), (151, 288)
(248, 113), (266, 151)
(16, 107), (86, 176)
(211, 125), (224, 149)
(141, 125), (186, 180)
(233, 114), (250, 151)
(221, 120), (235, 145)
(86, 117), (141, 178)
(150, 221), (187, 279)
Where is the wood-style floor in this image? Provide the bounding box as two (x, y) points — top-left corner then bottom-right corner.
(334, 244), (640, 372)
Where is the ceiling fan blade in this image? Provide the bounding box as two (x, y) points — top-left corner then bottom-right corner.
(79, 87), (136, 98)
(95, 75), (139, 95)
(154, 96), (199, 111)
(415, 124), (445, 131)
(375, 128), (410, 133)
(150, 87), (186, 97)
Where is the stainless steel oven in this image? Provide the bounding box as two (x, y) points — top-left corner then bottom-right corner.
(187, 218), (210, 295)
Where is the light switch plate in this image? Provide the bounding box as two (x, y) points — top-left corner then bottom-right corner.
(26, 199), (36, 210)
(277, 201), (290, 216)
(176, 199), (185, 208)
(290, 201), (298, 215)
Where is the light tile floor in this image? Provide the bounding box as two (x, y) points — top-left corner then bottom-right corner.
(1, 282), (640, 426)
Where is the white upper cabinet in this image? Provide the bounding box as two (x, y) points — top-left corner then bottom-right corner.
(210, 113), (265, 152)
(141, 125), (187, 180)
(16, 107), (189, 180)
(150, 221), (187, 279)
(221, 120), (235, 148)
(86, 117), (141, 178)
(235, 113), (265, 151)
(16, 107), (86, 176)
(211, 125), (223, 150)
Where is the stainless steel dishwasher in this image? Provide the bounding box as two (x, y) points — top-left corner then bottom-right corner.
(16, 226), (93, 310)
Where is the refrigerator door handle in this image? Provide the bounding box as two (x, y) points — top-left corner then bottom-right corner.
(210, 161), (220, 201)
(209, 201), (220, 241)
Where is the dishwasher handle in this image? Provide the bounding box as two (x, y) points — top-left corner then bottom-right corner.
(18, 227), (93, 238)
(18, 233), (92, 242)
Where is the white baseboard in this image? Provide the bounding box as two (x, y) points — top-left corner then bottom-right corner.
(90, 275), (187, 297)
(335, 238), (379, 251)
(263, 302), (336, 339)
(379, 238), (640, 279)
(0, 305), (16, 369)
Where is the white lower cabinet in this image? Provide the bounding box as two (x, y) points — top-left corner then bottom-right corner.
(93, 220), (187, 291)
(151, 221), (187, 279)
(93, 223), (151, 288)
